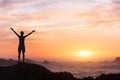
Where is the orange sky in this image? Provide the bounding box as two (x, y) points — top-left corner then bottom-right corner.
(0, 0), (120, 62)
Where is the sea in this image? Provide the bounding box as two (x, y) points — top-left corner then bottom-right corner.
(38, 61), (120, 78)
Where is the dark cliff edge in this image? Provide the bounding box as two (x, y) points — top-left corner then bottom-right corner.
(0, 63), (120, 80)
(0, 63), (77, 80)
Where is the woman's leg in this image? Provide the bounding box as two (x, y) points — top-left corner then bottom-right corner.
(18, 48), (21, 62)
(22, 48), (25, 63)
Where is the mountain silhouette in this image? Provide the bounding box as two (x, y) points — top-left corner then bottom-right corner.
(114, 57), (120, 63)
(0, 58), (35, 66)
(0, 58), (16, 66)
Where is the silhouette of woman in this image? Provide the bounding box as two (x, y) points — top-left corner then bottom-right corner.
(10, 28), (35, 63)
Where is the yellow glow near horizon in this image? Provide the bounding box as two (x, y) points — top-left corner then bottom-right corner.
(77, 51), (91, 57)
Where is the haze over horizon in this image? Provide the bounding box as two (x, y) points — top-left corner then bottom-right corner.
(0, 0), (120, 62)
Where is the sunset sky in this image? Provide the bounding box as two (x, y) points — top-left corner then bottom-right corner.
(0, 0), (120, 62)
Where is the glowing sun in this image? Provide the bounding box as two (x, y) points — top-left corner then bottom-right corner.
(77, 51), (91, 57)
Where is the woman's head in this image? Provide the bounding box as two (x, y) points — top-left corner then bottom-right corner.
(20, 31), (24, 36)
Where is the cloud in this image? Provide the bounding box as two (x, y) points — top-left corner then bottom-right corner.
(0, 0), (119, 34)
(0, 0), (41, 11)
(76, 1), (120, 27)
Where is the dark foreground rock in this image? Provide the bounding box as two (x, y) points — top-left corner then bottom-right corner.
(0, 63), (77, 80)
(0, 63), (120, 80)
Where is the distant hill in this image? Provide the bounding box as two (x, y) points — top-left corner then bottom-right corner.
(114, 57), (120, 63)
(0, 58), (35, 66)
(0, 58), (16, 66)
